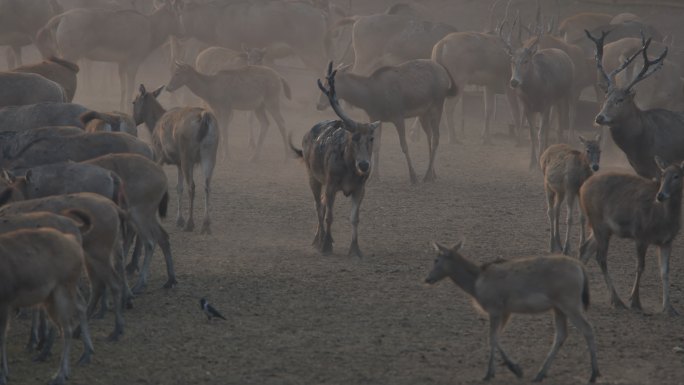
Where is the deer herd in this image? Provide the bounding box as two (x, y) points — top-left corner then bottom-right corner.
(0, 0), (681, 383)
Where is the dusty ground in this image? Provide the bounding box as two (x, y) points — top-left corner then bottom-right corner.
(3, 1), (684, 384)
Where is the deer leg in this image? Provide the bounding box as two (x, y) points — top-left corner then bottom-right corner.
(218, 110), (233, 162)
(321, 187), (336, 255)
(443, 96), (460, 145)
(562, 193), (576, 255)
(505, 87), (521, 144)
(75, 290), (94, 365)
(628, 241), (647, 311)
(125, 236), (142, 275)
(566, 310), (600, 383)
(495, 313), (522, 378)
(47, 288), (73, 385)
(5, 47), (16, 69)
(419, 115), (436, 182)
(394, 120), (418, 184)
(533, 308), (567, 382)
(200, 151), (216, 235)
(27, 309), (40, 352)
(482, 87), (495, 145)
(484, 315), (500, 381)
(267, 105), (289, 160)
(182, 159), (196, 232)
(595, 234), (626, 309)
(370, 124), (382, 182)
(525, 110), (538, 170)
(131, 240), (155, 295)
(155, 224), (176, 289)
(658, 243), (678, 315)
(309, 178), (324, 250)
(545, 186), (559, 253)
(408, 117), (421, 143)
(579, 202), (587, 251)
(348, 187), (365, 258)
(175, 165), (185, 229)
(553, 190), (564, 253)
(251, 107), (270, 162)
(539, 110), (551, 162)
(0, 306), (8, 384)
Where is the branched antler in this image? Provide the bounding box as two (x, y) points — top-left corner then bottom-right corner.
(317, 62), (358, 131)
(626, 34), (668, 90)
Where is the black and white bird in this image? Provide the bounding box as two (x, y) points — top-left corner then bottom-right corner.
(200, 298), (227, 321)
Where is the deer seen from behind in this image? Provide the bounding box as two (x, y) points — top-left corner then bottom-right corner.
(425, 242), (599, 383)
(540, 135), (601, 255)
(291, 63), (379, 258)
(579, 157), (684, 315)
(586, 30), (680, 180)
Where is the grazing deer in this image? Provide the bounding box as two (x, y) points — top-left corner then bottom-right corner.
(502, 27), (575, 169)
(586, 30), (678, 180)
(425, 242), (599, 383)
(166, 62), (290, 162)
(290, 63), (379, 257)
(133, 84), (219, 234)
(540, 135), (601, 254)
(579, 157), (683, 315)
(316, 60), (454, 183)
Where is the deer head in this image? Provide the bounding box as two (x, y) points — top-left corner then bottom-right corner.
(655, 157), (684, 202)
(317, 62), (379, 176)
(132, 83), (164, 125)
(425, 241), (464, 284)
(586, 30), (668, 126)
(579, 133), (602, 172)
(166, 61), (195, 92)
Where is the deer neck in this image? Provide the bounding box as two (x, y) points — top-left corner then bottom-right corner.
(148, 9), (179, 51)
(610, 107), (649, 162)
(335, 73), (373, 113)
(448, 255), (481, 298)
(182, 70), (214, 102)
(143, 101), (166, 132)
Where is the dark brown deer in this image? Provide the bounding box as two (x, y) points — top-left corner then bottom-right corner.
(586, 30), (681, 180)
(579, 157), (683, 316)
(425, 242), (599, 383)
(290, 63), (379, 258)
(502, 27), (575, 169)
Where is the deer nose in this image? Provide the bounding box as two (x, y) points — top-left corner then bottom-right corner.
(595, 114), (606, 125)
(657, 192), (667, 202)
(358, 161), (370, 173)
(592, 164), (599, 172)
(510, 78), (520, 88)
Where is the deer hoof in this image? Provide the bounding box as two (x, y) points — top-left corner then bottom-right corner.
(664, 305), (679, 316)
(163, 278), (178, 289)
(611, 297), (627, 310)
(200, 222), (211, 235)
(176, 217), (185, 228)
(183, 220), (195, 232)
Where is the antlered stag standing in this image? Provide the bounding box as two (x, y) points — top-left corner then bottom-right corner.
(586, 30), (679, 180)
(291, 63), (379, 258)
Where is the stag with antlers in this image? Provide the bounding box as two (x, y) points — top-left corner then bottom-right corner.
(290, 62), (379, 258)
(586, 30), (682, 180)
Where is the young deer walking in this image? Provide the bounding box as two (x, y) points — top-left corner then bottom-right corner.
(540, 135), (601, 254)
(579, 157), (683, 315)
(425, 242), (599, 383)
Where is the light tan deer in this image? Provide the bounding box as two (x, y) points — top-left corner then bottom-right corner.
(579, 157), (683, 315)
(133, 84), (218, 234)
(540, 135), (601, 254)
(425, 242), (599, 383)
(0, 228), (94, 385)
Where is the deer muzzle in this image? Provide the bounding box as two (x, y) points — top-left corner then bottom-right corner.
(591, 164), (600, 172)
(595, 114), (608, 125)
(509, 78), (521, 88)
(356, 160), (370, 175)
(657, 191), (669, 202)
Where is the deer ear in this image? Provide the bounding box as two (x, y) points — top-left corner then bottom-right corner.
(594, 133), (602, 142)
(655, 156), (669, 171)
(139, 84), (147, 95)
(370, 121), (381, 132)
(578, 135), (586, 144)
(453, 240), (464, 251)
(152, 85), (165, 98)
(24, 169), (32, 183)
(431, 241), (450, 254)
(1, 169), (14, 183)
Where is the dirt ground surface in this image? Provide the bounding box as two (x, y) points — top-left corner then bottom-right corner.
(3, 1), (684, 384)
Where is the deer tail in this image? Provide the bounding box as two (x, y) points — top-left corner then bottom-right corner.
(288, 132), (303, 159)
(197, 111), (216, 142)
(581, 266), (590, 311)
